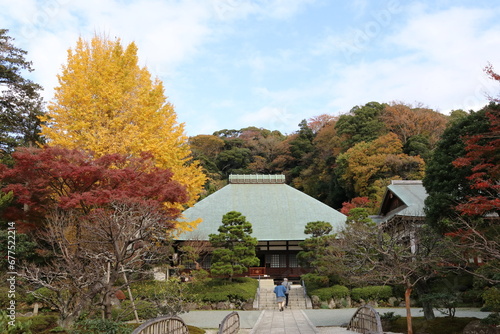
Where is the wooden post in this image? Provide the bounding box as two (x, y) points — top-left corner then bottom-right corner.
(122, 265), (140, 324)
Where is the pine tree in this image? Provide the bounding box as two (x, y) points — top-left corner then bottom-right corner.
(0, 29), (45, 155)
(40, 35), (205, 231)
(209, 211), (259, 280)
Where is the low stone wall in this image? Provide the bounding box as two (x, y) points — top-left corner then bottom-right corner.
(191, 300), (255, 311)
(311, 295), (403, 309)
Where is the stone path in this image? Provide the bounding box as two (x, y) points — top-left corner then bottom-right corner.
(182, 307), (490, 333)
(249, 309), (320, 334)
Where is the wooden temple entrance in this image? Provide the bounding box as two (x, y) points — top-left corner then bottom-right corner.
(247, 240), (310, 279)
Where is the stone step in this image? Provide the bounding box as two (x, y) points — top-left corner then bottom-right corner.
(258, 284), (311, 310)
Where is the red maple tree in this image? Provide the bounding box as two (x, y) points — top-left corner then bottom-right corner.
(451, 66), (500, 217)
(0, 146), (189, 231)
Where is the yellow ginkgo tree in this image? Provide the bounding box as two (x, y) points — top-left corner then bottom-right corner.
(41, 35), (205, 232)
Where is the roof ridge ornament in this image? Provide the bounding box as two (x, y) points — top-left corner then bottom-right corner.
(229, 174), (286, 184)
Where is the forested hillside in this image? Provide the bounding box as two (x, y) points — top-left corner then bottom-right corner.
(190, 101), (454, 212)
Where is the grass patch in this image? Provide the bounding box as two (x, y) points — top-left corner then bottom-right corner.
(188, 325), (206, 333)
(388, 317), (477, 334)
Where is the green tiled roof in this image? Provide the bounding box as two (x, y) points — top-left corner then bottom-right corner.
(379, 180), (428, 222)
(178, 175), (346, 241)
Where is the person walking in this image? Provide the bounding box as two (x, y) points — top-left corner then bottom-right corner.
(282, 278), (291, 308)
(273, 281), (287, 311)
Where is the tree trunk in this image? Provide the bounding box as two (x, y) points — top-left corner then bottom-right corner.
(415, 281), (435, 320)
(103, 261), (112, 319)
(405, 285), (413, 334)
(59, 310), (78, 329)
(103, 290), (112, 320)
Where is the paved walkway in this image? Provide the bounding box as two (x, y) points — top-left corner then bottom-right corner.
(249, 309), (320, 334)
(180, 308), (490, 333)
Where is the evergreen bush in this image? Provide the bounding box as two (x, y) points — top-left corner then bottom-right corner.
(310, 285), (349, 301)
(72, 318), (132, 334)
(351, 285), (393, 301)
(482, 287), (500, 312)
(112, 300), (157, 322)
(301, 273), (329, 292)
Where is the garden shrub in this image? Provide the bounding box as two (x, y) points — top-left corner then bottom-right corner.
(0, 286), (33, 309)
(0, 311), (32, 334)
(351, 285), (393, 302)
(72, 318), (132, 334)
(198, 292), (229, 304)
(380, 311), (401, 321)
(0, 287), (10, 308)
(481, 312), (500, 326)
(28, 314), (58, 333)
(482, 287), (500, 312)
(129, 281), (161, 300)
(194, 277), (257, 304)
(128, 277), (257, 309)
(309, 285), (349, 301)
(28, 287), (58, 307)
(301, 273), (329, 292)
(112, 300), (157, 322)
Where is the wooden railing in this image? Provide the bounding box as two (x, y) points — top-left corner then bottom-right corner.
(347, 305), (383, 334)
(132, 316), (189, 334)
(218, 311), (240, 334)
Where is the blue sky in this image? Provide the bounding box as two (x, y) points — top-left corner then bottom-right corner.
(1, 0), (500, 136)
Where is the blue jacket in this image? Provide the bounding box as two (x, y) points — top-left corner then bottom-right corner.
(274, 284), (287, 297)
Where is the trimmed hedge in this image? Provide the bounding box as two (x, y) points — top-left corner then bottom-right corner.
(193, 277), (258, 303)
(130, 277), (257, 305)
(310, 285), (350, 301)
(351, 285), (393, 301)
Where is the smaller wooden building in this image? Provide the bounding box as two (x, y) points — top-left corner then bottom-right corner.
(371, 180), (427, 253)
(177, 174), (346, 279)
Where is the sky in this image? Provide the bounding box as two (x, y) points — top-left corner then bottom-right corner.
(1, 0), (500, 136)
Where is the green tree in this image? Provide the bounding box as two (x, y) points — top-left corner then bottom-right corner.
(216, 147), (252, 177)
(304, 221), (333, 237)
(297, 117), (348, 209)
(345, 207), (373, 225)
(423, 106), (493, 231)
(209, 211), (259, 280)
(297, 221), (339, 280)
(276, 120), (316, 184)
(403, 134), (432, 161)
(0, 29), (45, 156)
(335, 101), (387, 151)
(336, 132), (425, 206)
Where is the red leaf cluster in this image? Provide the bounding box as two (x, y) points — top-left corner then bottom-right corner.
(340, 196), (372, 215)
(0, 146), (189, 229)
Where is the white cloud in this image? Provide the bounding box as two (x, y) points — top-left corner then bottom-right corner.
(239, 106), (295, 132)
(322, 5), (500, 114)
(210, 0), (316, 21)
(1, 0), (217, 102)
